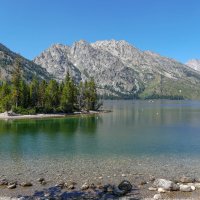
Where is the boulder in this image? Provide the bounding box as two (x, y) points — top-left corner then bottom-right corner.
(148, 187), (157, 191)
(118, 180), (133, 193)
(153, 179), (174, 191)
(180, 184), (192, 192)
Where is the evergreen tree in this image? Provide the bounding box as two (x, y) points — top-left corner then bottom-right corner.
(30, 78), (39, 107)
(0, 82), (12, 111)
(12, 58), (23, 108)
(38, 80), (47, 108)
(60, 72), (77, 113)
(45, 80), (59, 111)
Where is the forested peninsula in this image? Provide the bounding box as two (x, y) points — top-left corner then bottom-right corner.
(0, 58), (101, 115)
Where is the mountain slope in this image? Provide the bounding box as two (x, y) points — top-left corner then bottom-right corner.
(0, 43), (51, 81)
(34, 40), (200, 99)
(186, 59), (200, 72)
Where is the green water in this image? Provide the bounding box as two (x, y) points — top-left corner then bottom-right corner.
(1, 100), (200, 161)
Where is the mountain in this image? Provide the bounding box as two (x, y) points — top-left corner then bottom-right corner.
(34, 40), (200, 99)
(0, 43), (51, 82)
(186, 59), (200, 72)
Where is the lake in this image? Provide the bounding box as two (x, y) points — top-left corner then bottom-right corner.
(1, 100), (200, 196)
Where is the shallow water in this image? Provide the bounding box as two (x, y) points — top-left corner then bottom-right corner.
(1, 100), (200, 196)
(1, 100), (200, 159)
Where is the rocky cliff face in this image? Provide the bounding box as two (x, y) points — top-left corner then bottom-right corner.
(34, 40), (200, 99)
(0, 43), (50, 82)
(186, 59), (200, 72)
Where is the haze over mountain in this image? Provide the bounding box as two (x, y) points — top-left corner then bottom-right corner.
(186, 59), (200, 72)
(0, 43), (50, 82)
(34, 39), (200, 99)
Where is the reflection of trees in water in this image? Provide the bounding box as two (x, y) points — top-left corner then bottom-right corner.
(79, 115), (102, 134)
(0, 115), (103, 158)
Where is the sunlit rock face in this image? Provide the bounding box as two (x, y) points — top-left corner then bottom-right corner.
(34, 40), (200, 99)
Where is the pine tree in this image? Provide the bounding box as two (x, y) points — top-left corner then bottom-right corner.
(12, 58), (23, 108)
(45, 80), (59, 112)
(60, 72), (77, 113)
(30, 77), (39, 107)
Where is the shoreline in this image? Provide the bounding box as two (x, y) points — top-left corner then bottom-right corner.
(0, 110), (111, 120)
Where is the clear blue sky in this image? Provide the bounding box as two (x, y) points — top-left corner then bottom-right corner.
(0, 0), (199, 63)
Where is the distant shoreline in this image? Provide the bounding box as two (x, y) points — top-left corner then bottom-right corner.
(0, 110), (111, 120)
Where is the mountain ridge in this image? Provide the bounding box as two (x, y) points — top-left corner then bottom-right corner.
(33, 39), (200, 99)
(0, 43), (51, 82)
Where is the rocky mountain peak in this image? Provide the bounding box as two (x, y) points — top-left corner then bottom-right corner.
(33, 39), (200, 99)
(186, 59), (200, 72)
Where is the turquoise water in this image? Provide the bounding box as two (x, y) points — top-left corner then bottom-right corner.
(1, 100), (200, 161)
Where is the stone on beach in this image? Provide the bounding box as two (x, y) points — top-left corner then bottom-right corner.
(154, 193), (162, 199)
(179, 184), (192, 192)
(153, 179), (178, 191)
(20, 182), (33, 187)
(180, 176), (195, 183)
(81, 182), (89, 190)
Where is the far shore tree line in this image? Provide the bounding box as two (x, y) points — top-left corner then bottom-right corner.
(0, 59), (102, 114)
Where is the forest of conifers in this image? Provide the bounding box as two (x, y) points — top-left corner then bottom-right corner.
(0, 59), (101, 114)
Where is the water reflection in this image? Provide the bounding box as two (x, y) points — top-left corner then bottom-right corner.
(1, 100), (200, 161)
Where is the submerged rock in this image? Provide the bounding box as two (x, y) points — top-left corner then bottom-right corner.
(118, 180), (133, 193)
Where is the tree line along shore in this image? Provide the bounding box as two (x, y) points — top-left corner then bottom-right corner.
(0, 58), (102, 115)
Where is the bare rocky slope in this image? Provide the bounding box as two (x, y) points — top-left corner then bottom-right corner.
(34, 40), (200, 99)
(0, 43), (51, 82)
(186, 59), (200, 72)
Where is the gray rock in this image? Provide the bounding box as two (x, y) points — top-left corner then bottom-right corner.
(118, 180), (133, 193)
(81, 182), (89, 190)
(153, 179), (174, 191)
(20, 182), (33, 187)
(180, 176), (195, 183)
(33, 40), (200, 99)
(180, 184), (192, 192)
(154, 194), (162, 199)
(38, 178), (45, 183)
(148, 187), (157, 191)
(0, 179), (8, 186)
(186, 59), (200, 72)
(7, 183), (16, 189)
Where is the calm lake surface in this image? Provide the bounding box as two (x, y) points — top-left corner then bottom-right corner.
(1, 100), (200, 159)
(1, 100), (200, 194)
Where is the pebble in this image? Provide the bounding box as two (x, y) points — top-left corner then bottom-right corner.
(20, 182), (33, 187)
(81, 182), (89, 190)
(122, 174), (126, 177)
(148, 187), (157, 191)
(154, 194), (162, 200)
(7, 184), (16, 189)
(180, 176), (195, 183)
(158, 188), (166, 193)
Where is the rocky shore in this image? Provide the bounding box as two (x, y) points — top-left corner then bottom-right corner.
(0, 110), (110, 120)
(1, 175), (200, 199)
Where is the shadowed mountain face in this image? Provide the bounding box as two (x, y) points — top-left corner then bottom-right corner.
(0, 43), (51, 82)
(34, 40), (200, 99)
